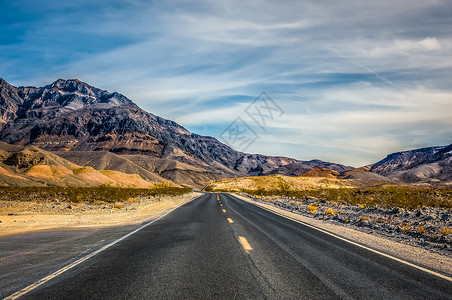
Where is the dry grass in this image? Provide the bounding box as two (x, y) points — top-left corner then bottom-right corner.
(359, 216), (370, 221)
(113, 202), (123, 209)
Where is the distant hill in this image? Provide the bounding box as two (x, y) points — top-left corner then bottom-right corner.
(204, 174), (355, 193)
(371, 143), (452, 183)
(300, 167), (340, 178)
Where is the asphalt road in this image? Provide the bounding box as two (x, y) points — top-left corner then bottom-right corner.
(8, 193), (452, 299)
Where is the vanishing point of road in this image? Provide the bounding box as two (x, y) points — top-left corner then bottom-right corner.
(5, 193), (452, 299)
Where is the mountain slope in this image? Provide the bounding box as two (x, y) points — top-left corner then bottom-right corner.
(0, 78), (353, 185)
(371, 143), (452, 183)
(0, 78), (23, 128)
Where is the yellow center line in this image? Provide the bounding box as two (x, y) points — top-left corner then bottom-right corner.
(227, 218), (233, 223)
(238, 236), (253, 253)
(222, 209), (226, 213)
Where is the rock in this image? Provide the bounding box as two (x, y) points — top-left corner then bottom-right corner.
(422, 215), (433, 221)
(390, 207), (402, 214)
(441, 214), (450, 221)
(358, 220), (370, 227)
(67, 205), (72, 209)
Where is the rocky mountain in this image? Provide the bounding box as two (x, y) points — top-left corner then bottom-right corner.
(0, 77), (353, 187)
(371, 143), (452, 183)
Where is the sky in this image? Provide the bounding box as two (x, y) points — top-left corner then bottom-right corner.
(1, 0), (451, 167)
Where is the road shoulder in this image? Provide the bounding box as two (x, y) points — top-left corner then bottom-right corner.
(232, 193), (452, 277)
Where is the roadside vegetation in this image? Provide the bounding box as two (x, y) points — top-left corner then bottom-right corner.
(0, 184), (192, 204)
(205, 184), (452, 209)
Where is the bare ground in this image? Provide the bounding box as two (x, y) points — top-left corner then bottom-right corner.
(0, 192), (201, 237)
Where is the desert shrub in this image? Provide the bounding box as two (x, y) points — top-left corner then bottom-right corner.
(439, 227), (452, 236)
(308, 204), (318, 213)
(324, 207), (336, 215)
(401, 223), (411, 233)
(417, 226), (426, 234)
(0, 184), (191, 204)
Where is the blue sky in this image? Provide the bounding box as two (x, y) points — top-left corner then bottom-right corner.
(1, 0), (451, 166)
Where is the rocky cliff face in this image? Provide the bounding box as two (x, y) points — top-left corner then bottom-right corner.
(0, 78), (23, 128)
(0, 78), (352, 181)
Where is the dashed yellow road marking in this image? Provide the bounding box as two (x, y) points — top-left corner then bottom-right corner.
(220, 204), (222, 206)
(238, 236), (253, 253)
(222, 209), (226, 213)
(227, 218), (233, 223)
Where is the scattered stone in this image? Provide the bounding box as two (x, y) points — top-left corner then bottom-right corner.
(251, 194), (452, 257)
(390, 207), (401, 214)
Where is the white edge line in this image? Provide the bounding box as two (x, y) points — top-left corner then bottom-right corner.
(4, 193), (204, 300)
(231, 194), (452, 283)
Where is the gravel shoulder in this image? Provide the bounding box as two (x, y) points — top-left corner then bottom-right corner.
(232, 193), (452, 277)
(0, 192), (201, 237)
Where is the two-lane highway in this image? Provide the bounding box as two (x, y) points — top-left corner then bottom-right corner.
(9, 193), (452, 299)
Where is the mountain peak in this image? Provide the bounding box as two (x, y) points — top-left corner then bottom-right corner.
(49, 78), (100, 94)
(14, 78), (137, 110)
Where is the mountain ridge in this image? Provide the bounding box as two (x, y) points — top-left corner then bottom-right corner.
(0, 77), (353, 187)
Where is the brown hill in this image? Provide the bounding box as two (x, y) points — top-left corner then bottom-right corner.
(300, 167), (340, 178)
(55, 149), (224, 189)
(341, 165), (371, 177)
(0, 142), (174, 188)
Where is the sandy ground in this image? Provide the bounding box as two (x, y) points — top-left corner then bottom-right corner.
(233, 193), (452, 277)
(0, 192), (201, 237)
